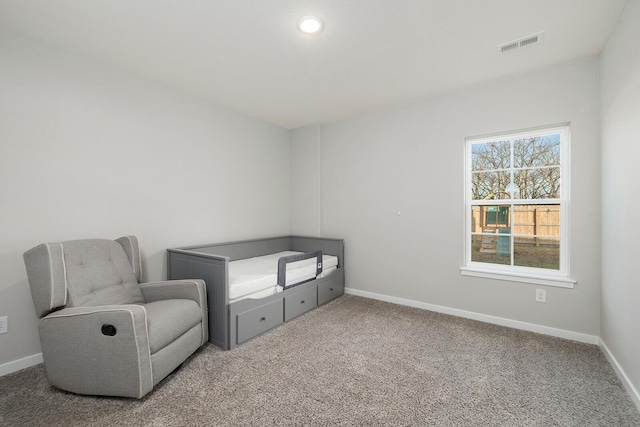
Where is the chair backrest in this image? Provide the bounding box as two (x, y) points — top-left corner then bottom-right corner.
(24, 236), (145, 318)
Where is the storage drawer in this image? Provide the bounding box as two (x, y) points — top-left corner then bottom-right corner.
(318, 275), (344, 306)
(284, 285), (317, 321)
(236, 299), (283, 344)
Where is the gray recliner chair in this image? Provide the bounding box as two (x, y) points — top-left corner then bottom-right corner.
(23, 236), (208, 398)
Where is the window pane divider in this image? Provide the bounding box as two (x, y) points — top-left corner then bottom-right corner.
(470, 199), (562, 205)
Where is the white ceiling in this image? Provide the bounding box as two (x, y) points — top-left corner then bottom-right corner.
(0, 0), (628, 129)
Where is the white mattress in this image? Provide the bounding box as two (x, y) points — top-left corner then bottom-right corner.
(228, 251), (338, 301)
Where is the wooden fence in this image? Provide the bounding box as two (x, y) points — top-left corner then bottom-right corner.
(472, 205), (560, 246)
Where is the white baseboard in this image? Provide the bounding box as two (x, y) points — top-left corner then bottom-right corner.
(0, 353), (43, 377)
(344, 287), (600, 345)
(599, 339), (640, 412)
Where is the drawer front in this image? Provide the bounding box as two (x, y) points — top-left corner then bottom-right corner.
(236, 299), (283, 344)
(317, 276), (344, 306)
(284, 285), (317, 322)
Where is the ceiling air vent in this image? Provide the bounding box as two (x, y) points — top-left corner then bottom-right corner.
(497, 32), (544, 53)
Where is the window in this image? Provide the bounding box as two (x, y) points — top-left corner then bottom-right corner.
(461, 125), (574, 288)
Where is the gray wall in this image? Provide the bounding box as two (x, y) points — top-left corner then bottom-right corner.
(600, 0), (640, 403)
(0, 31), (291, 366)
(290, 125), (321, 236)
(292, 59), (601, 337)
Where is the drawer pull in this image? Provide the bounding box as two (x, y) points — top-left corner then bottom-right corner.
(300, 300), (305, 304)
(330, 288), (334, 291)
(260, 317), (266, 322)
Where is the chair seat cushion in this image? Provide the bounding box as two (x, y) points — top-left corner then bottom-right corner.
(144, 300), (202, 354)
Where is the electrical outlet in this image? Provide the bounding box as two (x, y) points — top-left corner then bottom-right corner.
(0, 316), (7, 334)
(535, 289), (547, 303)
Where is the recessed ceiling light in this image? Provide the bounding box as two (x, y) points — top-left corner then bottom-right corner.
(297, 16), (324, 34)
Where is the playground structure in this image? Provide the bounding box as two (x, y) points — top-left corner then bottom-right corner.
(472, 204), (560, 254)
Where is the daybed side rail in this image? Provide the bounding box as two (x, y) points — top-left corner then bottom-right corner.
(277, 250), (323, 290)
(167, 248), (230, 261)
(174, 237), (291, 261)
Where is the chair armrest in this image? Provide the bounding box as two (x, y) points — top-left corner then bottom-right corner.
(140, 279), (206, 307)
(39, 305), (153, 398)
(140, 279), (208, 345)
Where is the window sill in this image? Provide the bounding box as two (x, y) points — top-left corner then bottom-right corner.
(460, 267), (576, 288)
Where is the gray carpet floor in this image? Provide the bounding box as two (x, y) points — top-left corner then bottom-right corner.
(1, 294), (639, 426)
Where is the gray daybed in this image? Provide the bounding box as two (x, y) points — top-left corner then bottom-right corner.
(167, 236), (344, 349)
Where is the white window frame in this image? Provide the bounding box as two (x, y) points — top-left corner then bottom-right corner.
(460, 124), (575, 288)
